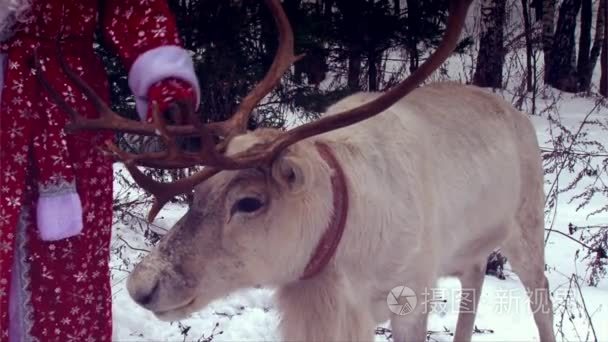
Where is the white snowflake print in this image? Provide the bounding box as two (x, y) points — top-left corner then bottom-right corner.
(11, 79), (24, 93)
(5, 197), (20, 208)
(11, 96), (23, 105)
(152, 27), (167, 38)
(62, 85), (76, 103)
(3, 166), (17, 182)
(0, 210), (11, 226)
(12, 152), (27, 165)
(8, 122), (24, 138)
(86, 212), (95, 223)
(74, 271), (88, 282)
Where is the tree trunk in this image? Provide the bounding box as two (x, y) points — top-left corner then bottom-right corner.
(542, 0), (556, 82)
(406, 0), (420, 72)
(408, 45), (419, 73)
(531, 0), (543, 21)
(347, 51), (362, 91)
(580, 0), (606, 92)
(590, 0), (606, 69)
(473, 0), (507, 88)
(336, 0), (364, 91)
(546, 0), (581, 92)
(368, 49), (379, 91)
(393, 0), (401, 16)
(522, 0), (534, 91)
(323, 0), (335, 16)
(601, 0), (608, 96)
(576, 0), (593, 91)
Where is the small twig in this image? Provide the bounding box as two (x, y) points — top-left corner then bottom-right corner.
(111, 275), (130, 287)
(117, 235), (150, 253)
(540, 147), (608, 158)
(112, 198), (151, 211)
(570, 224), (608, 230)
(544, 228), (596, 250)
(572, 275), (599, 342)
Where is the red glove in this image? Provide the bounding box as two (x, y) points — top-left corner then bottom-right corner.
(146, 77), (197, 124)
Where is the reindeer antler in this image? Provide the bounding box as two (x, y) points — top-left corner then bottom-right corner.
(37, 0), (474, 221)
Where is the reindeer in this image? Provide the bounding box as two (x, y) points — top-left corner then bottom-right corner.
(37, 0), (556, 341)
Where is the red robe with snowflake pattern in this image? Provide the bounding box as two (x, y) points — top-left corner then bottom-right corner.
(0, 1), (199, 341)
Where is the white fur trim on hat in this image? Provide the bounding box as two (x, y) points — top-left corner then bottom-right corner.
(128, 45), (201, 121)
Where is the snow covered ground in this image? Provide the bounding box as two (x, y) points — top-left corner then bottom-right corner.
(109, 57), (608, 341)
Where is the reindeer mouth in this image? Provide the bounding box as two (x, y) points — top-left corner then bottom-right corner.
(153, 297), (197, 321)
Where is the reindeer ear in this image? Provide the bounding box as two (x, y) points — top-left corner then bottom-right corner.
(271, 151), (313, 194)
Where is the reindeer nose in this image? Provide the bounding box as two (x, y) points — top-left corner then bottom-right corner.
(131, 278), (160, 306)
(127, 264), (161, 307)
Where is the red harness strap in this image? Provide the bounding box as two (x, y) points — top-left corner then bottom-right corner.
(300, 142), (349, 280)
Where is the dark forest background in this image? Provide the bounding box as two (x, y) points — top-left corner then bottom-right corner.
(95, 0), (606, 127)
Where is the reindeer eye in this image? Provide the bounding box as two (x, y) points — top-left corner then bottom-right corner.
(233, 197), (264, 214)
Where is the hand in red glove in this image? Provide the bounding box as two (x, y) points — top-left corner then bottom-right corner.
(146, 77), (198, 124)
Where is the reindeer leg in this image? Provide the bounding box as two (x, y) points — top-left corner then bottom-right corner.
(391, 313), (429, 342)
(453, 262), (486, 342)
(389, 279), (433, 342)
(503, 226), (556, 342)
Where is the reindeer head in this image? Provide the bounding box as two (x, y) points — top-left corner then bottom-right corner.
(37, 0), (472, 322)
(125, 129), (344, 320)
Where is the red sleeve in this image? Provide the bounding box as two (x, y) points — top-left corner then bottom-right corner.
(102, 0), (182, 70)
(101, 1), (200, 121)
